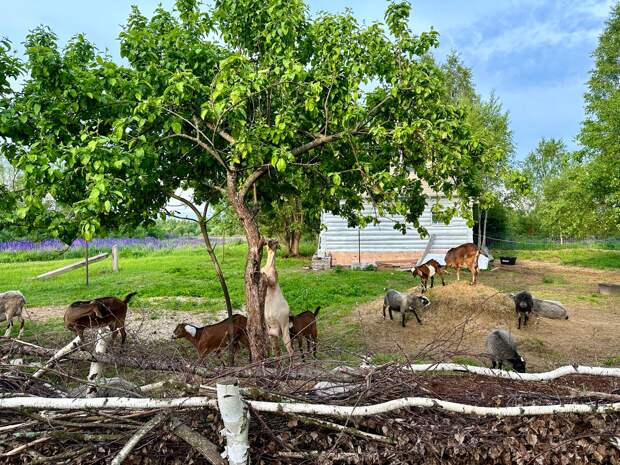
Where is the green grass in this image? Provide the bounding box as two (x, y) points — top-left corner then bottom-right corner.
(0, 244), (414, 321)
(494, 248), (620, 270)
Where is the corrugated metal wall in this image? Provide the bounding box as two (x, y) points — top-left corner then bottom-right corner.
(319, 203), (473, 254)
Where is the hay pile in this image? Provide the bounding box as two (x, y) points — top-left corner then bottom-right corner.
(349, 281), (517, 362)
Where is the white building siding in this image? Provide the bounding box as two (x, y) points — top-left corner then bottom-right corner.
(318, 203), (472, 260)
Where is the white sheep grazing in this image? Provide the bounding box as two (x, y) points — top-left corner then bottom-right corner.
(0, 291), (27, 337)
(261, 240), (293, 358)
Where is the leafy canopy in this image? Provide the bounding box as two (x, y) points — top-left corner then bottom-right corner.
(1, 0), (497, 243)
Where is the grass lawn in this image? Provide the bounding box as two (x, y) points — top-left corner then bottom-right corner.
(493, 248), (620, 270)
(0, 243), (413, 326)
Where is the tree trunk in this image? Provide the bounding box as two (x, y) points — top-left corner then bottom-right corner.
(482, 209), (489, 250)
(199, 220), (235, 364)
(291, 230), (301, 257)
(227, 173), (268, 361)
(476, 206), (482, 248)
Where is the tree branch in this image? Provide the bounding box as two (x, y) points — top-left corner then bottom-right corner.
(170, 194), (203, 221)
(239, 165), (270, 200)
(164, 133), (227, 169)
(206, 122), (235, 145)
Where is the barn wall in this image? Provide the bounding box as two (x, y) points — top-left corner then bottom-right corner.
(318, 203), (473, 266)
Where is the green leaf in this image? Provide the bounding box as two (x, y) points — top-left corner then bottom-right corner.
(171, 121), (182, 135)
(276, 158), (286, 172)
(33, 103), (41, 115)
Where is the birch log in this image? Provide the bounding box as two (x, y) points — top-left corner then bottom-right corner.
(32, 335), (82, 379)
(1, 396), (619, 418)
(400, 363), (620, 380)
(216, 381), (249, 465)
(111, 413), (165, 465)
(168, 417), (225, 465)
(85, 330), (109, 397)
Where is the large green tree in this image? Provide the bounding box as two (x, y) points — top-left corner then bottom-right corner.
(578, 1), (620, 234)
(440, 53), (522, 247)
(1, 0), (496, 359)
(521, 138), (570, 198)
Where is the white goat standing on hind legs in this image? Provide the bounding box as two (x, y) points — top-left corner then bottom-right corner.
(261, 239), (294, 359)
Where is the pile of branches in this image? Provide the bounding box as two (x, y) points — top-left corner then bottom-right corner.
(2, 336), (620, 464)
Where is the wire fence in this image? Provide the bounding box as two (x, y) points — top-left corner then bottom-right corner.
(475, 235), (620, 251)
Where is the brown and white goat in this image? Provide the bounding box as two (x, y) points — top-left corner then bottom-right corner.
(444, 243), (484, 285)
(289, 306), (320, 359)
(1, 291), (26, 338)
(64, 292), (137, 344)
(261, 239), (294, 358)
(411, 259), (445, 292)
(171, 314), (251, 363)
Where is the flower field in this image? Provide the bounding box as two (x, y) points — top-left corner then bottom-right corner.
(0, 236), (225, 263)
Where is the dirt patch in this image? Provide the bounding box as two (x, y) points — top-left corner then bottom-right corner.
(347, 260), (620, 370)
(26, 304), (232, 342)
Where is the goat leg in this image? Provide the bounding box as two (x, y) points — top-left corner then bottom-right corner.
(401, 311), (406, 328)
(4, 321), (12, 337)
(411, 309), (423, 325)
(17, 316), (25, 338)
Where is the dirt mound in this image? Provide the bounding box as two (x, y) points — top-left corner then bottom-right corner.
(348, 281), (517, 363)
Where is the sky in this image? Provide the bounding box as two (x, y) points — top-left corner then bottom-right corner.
(0, 0), (615, 161)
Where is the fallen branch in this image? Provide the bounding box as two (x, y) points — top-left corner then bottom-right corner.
(283, 413), (395, 444)
(167, 416), (225, 465)
(1, 436), (50, 457)
(86, 329), (109, 397)
(276, 451), (359, 461)
(0, 396), (218, 410)
(32, 336), (82, 379)
(110, 413), (166, 465)
(2, 395), (619, 418)
(400, 363), (620, 381)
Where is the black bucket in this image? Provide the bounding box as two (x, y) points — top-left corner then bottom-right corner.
(499, 256), (517, 265)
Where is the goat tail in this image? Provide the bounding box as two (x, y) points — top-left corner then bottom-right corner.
(313, 306), (321, 317)
(123, 292), (138, 304)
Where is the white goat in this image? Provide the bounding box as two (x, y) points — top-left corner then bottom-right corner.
(261, 240), (293, 358)
(0, 291), (26, 337)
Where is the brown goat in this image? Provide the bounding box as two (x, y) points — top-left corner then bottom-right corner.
(171, 314), (251, 363)
(289, 306), (320, 359)
(64, 292), (137, 344)
(444, 243), (483, 285)
(411, 259), (445, 292)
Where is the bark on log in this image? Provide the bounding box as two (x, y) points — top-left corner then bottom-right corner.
(110, 413), (166, 465)
(32, 336), (82, 379)
(216, 380), (250, 465)
(401, 363), (620, 380)
(86, 329), (109, 397)
(167, 416), (225, 465)
(2, 395), (619, 418)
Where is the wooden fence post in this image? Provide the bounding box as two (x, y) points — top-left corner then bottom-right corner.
(216, 379), (249, 465)
(112, 245), (119, 272)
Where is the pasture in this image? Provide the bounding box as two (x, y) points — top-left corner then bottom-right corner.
(2, 244), (618, 371)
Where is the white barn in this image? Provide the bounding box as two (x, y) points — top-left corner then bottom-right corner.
(317, 197), (473, 267)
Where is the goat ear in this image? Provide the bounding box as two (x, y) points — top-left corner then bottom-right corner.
(184, 325), (197, 337)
